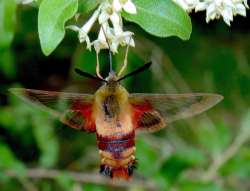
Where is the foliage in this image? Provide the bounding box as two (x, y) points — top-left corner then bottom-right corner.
(0, 0), (16, 49)
(3, 0), (192, 55)
(38, 0), (78, 55)
(122, 0), (191, 40)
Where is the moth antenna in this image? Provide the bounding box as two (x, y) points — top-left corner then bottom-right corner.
(75, 68), (107, 82)
(117, 62), (152, 81)
(96, 52), (104, 79)
(118, 36), (131, 77)
(101, 25), (113, 73)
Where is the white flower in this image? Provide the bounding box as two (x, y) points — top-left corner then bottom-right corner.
(232, 0), (248, 16)
(68, 0), (137, 53)
(110, 31), (135, 53)
(68, 6), (101, 49)
(93, 22), (134, 53)
(195, 0), (248, 25)
(110, 13), (124, 35)
(173, 0), (200, 12)
(99, 2), (120, 24)
(92, 27), (109, 53)
(79, 7), (100, 43)
(113, 0), (137, 14)
(95, 1), (136, 53)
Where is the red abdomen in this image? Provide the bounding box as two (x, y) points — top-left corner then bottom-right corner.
(96, 131), (136, 179)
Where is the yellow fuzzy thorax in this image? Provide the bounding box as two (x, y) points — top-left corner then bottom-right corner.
(93, 83), (133, 137)
(94, 83), (129, 106)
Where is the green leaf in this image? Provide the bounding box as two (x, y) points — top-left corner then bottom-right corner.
(136, 138), (159, 176)
(0, 49), (16, 79)
(83, 184), (107, 191)
(122, 0), (192, 40)
(78, 0), (101, 15)
(0, 0), (16, 48)
(221, 147), (250, 178)
(32, 112), (59, 168)
(0, 143), (26, 175)
(196, 121), (231, 157)
(55, 172), (74, 191)
(38, 0), (78, 55)
(178, 180), (223, 191)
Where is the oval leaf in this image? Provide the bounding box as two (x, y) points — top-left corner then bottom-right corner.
(123, 0), (192, 40)
(38, 0), (78, 56)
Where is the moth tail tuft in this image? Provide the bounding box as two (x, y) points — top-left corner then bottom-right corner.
(112, 167), (130, 180)
(99, 160), (137, 180)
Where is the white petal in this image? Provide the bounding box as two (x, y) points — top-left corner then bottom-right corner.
(93, 38), (108, 53)
(98, 11), (109, 24)
(222, 16), (231, 25)
(210, 12), (218, 20)
(98, 28), (107, 42)
(215, 0), (222, 6)
(195, 2), (208, 12)
(93, 40), (101, 53)
(101, 22), (112, 37)
(110, 41), (119, 53)
(21, 0), (34, 4)
(81, 6), (100, 33)
(85, 36), (92, 50)
(224, 0), (234, 7)
(123, 0), (137, 14)
(221, 8), (233, 21)
(174, 0), (189, 11)
(110, 12), (120, 25)
(96, 25), (112, 52)
(124, 35), (135, 47)
(79, 32), (87, 43)
(66, 25), (80, 32)
(234, 4), (246, 16)
(243, 0), (249, 8)
(129, 38), (135, 47)
(206, 4), (217, 20)
(113, 0), (122, 12)
(111, 14), (123, 35)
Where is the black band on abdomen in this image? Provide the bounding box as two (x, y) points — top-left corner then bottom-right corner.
(98, 139), (134, 153)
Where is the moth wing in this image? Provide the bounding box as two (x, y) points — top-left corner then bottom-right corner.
(10, 88), (96, 132)
(129, 93), (223, 132)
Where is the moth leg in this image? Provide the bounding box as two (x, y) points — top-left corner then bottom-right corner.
(96, 52), (103, 79)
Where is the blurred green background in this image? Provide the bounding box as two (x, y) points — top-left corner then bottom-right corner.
(1, 4), (250, 191)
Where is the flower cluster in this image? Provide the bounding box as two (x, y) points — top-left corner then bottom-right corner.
(173, 0), (249, 25)
(68, 0), (136, 54)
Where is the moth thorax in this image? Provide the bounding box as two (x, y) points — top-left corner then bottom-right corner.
(106, 80), (118, 92)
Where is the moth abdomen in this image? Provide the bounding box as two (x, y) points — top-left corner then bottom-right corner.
(97, 132), (136, 179)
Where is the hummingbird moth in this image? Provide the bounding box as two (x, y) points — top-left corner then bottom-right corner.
(10, 61), (223, 180)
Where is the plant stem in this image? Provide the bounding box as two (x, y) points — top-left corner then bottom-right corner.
(5, 168), (156, 190)
(202, 133), (246, 181)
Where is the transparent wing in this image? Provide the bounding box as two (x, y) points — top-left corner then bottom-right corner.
(10, 88), (96, 132)
(129, 93), (223, 132)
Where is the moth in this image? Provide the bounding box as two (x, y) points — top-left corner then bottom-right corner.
(10, 61), (223, 179)
(10, 35), (223, 179)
